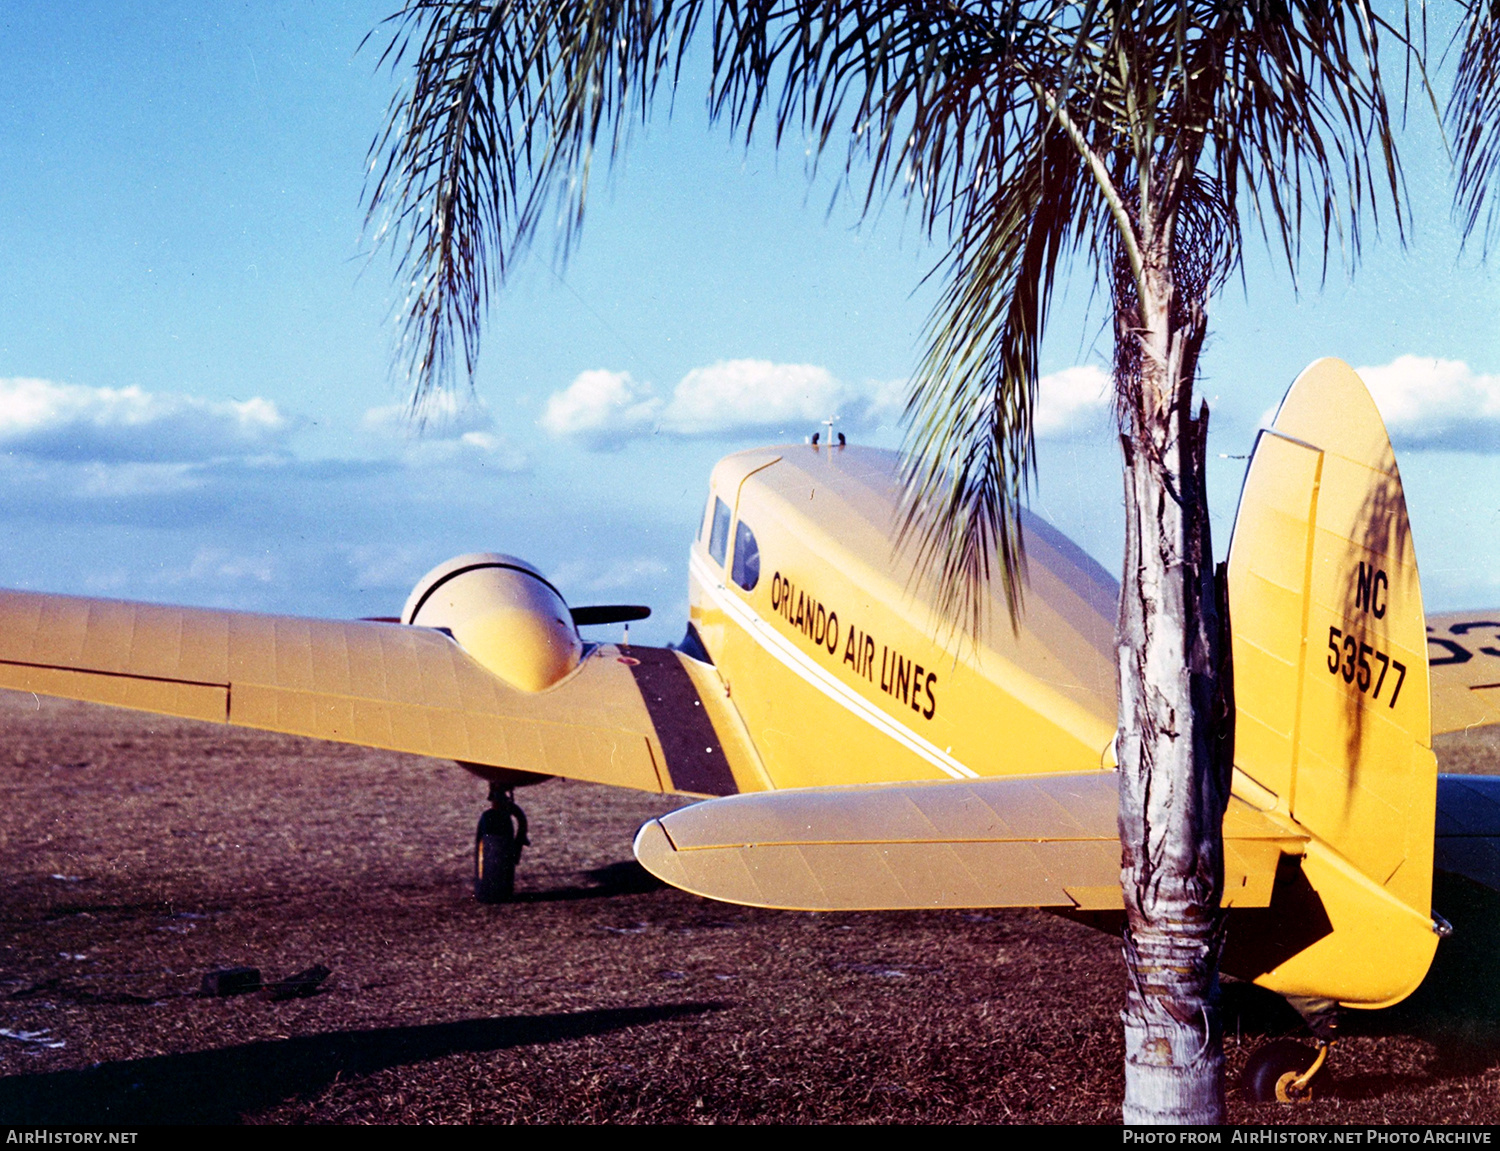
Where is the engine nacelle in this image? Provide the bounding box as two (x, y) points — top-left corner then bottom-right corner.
(402, 552), (582, 692)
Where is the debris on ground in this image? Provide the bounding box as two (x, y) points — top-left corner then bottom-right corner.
(200, 966), (262, 997)
(0, 1028), (65, 1050)
(262, 964), (331, 1001)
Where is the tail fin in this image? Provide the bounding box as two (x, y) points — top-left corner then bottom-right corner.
(1227, 357), (1439, 1007)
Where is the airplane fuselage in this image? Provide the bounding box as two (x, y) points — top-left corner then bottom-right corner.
(685, 444), (1119, 791)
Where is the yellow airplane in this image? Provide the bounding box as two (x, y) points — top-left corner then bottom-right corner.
(1, 358), (1496, 1102)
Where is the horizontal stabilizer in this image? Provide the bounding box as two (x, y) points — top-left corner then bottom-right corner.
(634, 773), (1304, 912)
(1435, 774), (1500, 892)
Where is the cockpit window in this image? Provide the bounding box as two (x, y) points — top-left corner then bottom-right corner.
(708, 497), (732, 566)
(698, 494), (713, 542)
(731, 520), (761, 591)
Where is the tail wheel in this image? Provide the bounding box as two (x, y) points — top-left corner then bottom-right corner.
(1240, 1038), (1323, 1103)
(474, 800), (527, 904)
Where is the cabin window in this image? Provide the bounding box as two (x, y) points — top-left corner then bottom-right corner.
(731, 520), (761, 591)
(708, 497), (732, 566)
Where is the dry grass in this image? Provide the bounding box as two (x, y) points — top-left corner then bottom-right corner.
(1, 689), (1498, 1124)
(1435, 724), (1500, 776)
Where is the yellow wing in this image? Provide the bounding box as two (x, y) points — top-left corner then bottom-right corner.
(0, 588), (761, 797)
(633, 773), (1304, 912)
(1428, 611), (1500, 735)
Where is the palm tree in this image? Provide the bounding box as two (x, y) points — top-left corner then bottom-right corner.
(364, 0), (1418, 1123)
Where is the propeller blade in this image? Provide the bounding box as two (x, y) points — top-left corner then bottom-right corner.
(570, 605), (651, 627)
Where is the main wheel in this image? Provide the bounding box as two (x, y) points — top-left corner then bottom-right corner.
(474, 806), (519, 904)
(1240, 1038), (1319, 1102)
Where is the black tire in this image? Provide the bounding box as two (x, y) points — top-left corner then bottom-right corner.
(1240, 1038), (1318, 1102)
(474, 807), (518, 904)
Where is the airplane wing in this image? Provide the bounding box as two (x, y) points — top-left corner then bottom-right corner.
(1428, 610), (1500, 735)
(0, 588), (762, 797)
(632, 772), (1306, 911)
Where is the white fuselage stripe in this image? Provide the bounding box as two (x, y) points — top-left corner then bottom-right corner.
(690, 551), (977, 780)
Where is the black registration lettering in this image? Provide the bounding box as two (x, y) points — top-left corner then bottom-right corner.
(1428, 631), (1473, 666)
(1389, 660), (1407, 707)
(1448, 620), (1500, 660)
(1326, 623), (1408, 710)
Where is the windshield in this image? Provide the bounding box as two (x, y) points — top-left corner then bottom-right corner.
(708, 497), (732, 566)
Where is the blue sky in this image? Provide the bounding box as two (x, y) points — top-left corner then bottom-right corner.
(3, 2), (1500, 645)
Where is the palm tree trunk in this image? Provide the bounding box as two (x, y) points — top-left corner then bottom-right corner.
(1115, 264), (1235, 1124)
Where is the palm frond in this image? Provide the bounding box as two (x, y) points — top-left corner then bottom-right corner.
(899, 122), (1101, 636)
(1450, 1), (1500, 253)
(364, 0), (700, 415)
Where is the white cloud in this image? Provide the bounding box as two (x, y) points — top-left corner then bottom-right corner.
(362, 390), (496, 440)
(1355, 356), (1500, 451)
(659, 360), (845, 435)
(72, 460), (204, 498)
(1256, 357), (1500, 452)
(0, 377), (291, 462)
(542, 360), (852, 447)
(0, 378), (527, 543)
(858, 377), (910, 429)
(542, 359), (1113, 448)
(1034, 365), (1113, 438)
(363, 391), (527, 470)
(171, 547), (276, 587)
(397, 430), (529, 472)
(540, 369), (661, 448)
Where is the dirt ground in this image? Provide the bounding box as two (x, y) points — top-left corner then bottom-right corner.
(3, 689), (1500, 1125)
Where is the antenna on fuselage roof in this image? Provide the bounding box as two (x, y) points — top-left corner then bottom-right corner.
(809, 418), (846, 447)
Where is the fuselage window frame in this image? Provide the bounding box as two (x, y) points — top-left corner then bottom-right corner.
(708, 496), (733, 567)
(698, 493), (715, 543)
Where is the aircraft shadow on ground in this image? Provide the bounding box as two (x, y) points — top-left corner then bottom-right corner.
(515, 859), (668, 904)
(1352, 872), (1500, 1078)
(1222, 872), (1500, 1097)
(0, 1002), (722, 1123)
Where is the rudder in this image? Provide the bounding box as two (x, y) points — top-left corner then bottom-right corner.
(1227, 358), (1439, 1008)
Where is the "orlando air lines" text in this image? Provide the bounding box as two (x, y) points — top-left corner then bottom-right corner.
(769, 571), (938, 719)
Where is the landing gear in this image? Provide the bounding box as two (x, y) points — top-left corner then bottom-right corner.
(474, 783), (529, 904)
(1240, 1038), (1329, 1102)
(1240, 996), (1337, 1102)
